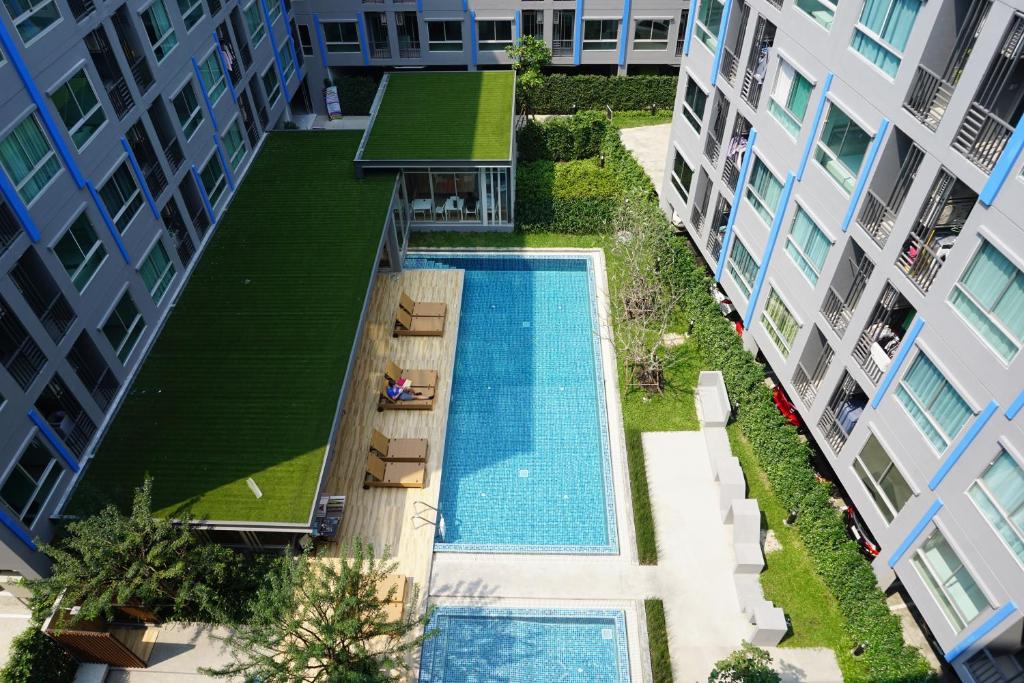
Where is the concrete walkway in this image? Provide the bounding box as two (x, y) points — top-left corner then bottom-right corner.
(619, 124), (672, 196)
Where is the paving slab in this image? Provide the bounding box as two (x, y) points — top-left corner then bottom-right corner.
(619, 124), (672, 196)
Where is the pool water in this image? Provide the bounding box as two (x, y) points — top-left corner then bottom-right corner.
(406, 254), (617, 553)
(418, 607), (630, 683)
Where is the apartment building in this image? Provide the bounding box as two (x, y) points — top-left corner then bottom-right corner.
(661, 0), (1024, 677)
(0, 0), (302, 577)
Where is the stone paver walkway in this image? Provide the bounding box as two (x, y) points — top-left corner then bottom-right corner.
(619, 124), (672, 196)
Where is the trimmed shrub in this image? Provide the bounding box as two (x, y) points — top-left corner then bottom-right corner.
(0, 626), (77, 683)
(516, 159), (619, 233)
(333, 75), (379, 115)
(518, 111), (610, 162)
(530, 74), (677, 114)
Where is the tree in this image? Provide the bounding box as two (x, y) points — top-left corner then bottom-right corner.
(203, 540), (434, 683)
(708, 642), (781, 683)
(29, 478), (241, 624)
(506, 36), (551, 115)
(0, 625), (77, 683)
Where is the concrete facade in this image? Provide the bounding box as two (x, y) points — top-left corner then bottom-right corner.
(662, 0), (1024, 678)
(0, 0), (298, 577)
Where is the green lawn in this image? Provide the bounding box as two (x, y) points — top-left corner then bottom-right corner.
(611, 110), (674, 128)
(645, 599), (673, 683)
(70, 132), (397, 523)
(361, 71), (514, 160)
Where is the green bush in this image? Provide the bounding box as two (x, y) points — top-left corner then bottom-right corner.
(0, 626), (77, 683)
(516, 159), (619, 233)
(333, 75), (379, 115)
(530, 74), (677, 114)
(645, 599), (674, 683)
(518, 111), (610, 162)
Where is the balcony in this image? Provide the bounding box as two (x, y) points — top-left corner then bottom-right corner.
(818, 371), (867, 453)
(851, 282), (915, 384)
(719, 2), (748, 85)
(86, 28), (135, 119)
(0, 298), (46, 390)
(399, 41), (421, 58)
(67, 0), (95, 21)
(722, 116), (752, 191)
(129, 56), (154, 94)
(553, 39), (574, 57)
(905, 67), (956, 130)
(68, 333), (120, 411)
(820, 240), (874, 337)
(191, 207), (210, 235)
(856, 140), (923, 248)
(740, 17), (775, 109)
(792, 327), (833, 404)
(953, 103), (1016, 173)
(36, 375), (96, 458)
(160, 200), (196, 266)
(163, 139), (184, 173)
(1, 199), (18, 257)
(690, 171), (712, 233)
(370, 41), (390, 59)
(10, 251), (76, 343)
(704, 95), (729, 166)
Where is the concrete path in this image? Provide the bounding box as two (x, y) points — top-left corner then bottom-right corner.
(103, 624), (230, 682)
(0, 593), (31, 670)
(619, 124), (672, 196)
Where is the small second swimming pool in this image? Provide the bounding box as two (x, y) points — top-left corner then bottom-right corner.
(407, 253), (617, 554)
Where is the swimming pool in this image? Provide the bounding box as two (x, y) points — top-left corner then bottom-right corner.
(406, 253), (617, 553)
(418, 606), (630, 683)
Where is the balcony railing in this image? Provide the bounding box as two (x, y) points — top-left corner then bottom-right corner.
(163, 139), (184, 173)
(851, 285), (913, 384)
(721, 48), (739, 84)
(723, 155), (740, 191)
(704, 133), (723, 166)
(105, 76), (135, 119)
(191, 207), (210, 235)
(707, 225), (725, 262)
(1, 201), (18, 256)
(821, 287), (855, 337)
(904, 65), (955, 130)
(953, 102), (1015, 173)
(370, 41), (390, 59)
(691, 204), (706, 233)
(398, 42), (420, 58)
(792, 347), (833, 405)
(143, 162), (168, 199)
(552, 39), (574, 57)
(818, 374), (866, 453)
(1, 332), (45, 390)
(67, 0), (96, 21)
(818, 406), (853, 452)
(239, 42), (253, 70)
(244, 117), (259, 146)
(130, 57), (154, 93)
(857, 190), (897, 247)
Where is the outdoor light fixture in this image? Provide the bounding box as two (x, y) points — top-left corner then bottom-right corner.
(784, 509), (798, 525)
(852, 642), (867, 657)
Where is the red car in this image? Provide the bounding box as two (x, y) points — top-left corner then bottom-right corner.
(844, 505), (881, 557)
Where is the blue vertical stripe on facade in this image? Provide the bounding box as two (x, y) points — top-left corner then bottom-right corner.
(515, 10), (521, 40)
(796, 73), (833, 180)
(618, 0), (632, 66)
(27, 410), (80, 473)
(979, 114), (1024, 207)
(945, 603), (1019, 662)
(709, 0), (733, 87)
(356, 12), (371, 66)
(840, 118), (888, 232)
(214, 136), (236, 191)
(887, 498), (943, 568)
(573, 0), (583, 65)
(1006, 389), (1024, 420)
(683, 0), (697, 55)
(86, 181), (130, 263)
(470, 11), (478, 66)
(120, 138), (159, 220)
(715, 129), (757, 281)
(743, 172), (794, 327)
(192, 165), (216, 222)
(870, 317), (924, 408)
(213, 34), (238, 103)
(0, 508), (36, 551)
(191, 58), (220, 133)
(929, 400), (999, 490)
(0, 170), (39, 241)
(313, 14), (329, 69)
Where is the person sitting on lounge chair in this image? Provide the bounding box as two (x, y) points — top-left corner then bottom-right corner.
(386, 378), (421, 401)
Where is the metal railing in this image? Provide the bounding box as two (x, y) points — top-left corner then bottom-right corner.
(399, 42), (420, 58)
(821, 287), (856, 337)
(552, 39), (574, 57)
(704, 133), (723, 165)
(0, 201), (18, 256)
(370, 42), (390, 59)
(818, 406), (853, 452)
(720, 48), (739, 84)
(190, 207), (210, 235)
(723, 155), (740, 191)
(239, 42), (253, 70)
(792, 346), (833, 405)
(706, 226), (725, 262)
(105, 76), (135, 119)
(68, 0), (96, 21)
(857, 190), (897, 247)
(953, 102), (1015, 173)
(130, 57), (153, 93)
(163, 139), (184, 173)
(904, 65), (954, 130)
(896, 229), (958, 294)
(143, 162), (168, 199)
(1, 333), (45, 390)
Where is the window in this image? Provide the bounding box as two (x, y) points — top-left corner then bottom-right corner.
(278, 43), (294, 82)
(100, 163), (143, 233)
(200, 154), (227, 208)
(55, 213), (106, 291)
(582, 19), (618, 51)
(761, 288), (799, 357)
(969, 450), (1024, 565)
(785, 207), (830, 285)
(141, 0), (178, 62)
(726, 237), (758, 299)
(795, 0), (837, 29)
(323, 21), (359, 52)
(853, 434), (912, 523)
(0, 114), (61, 205)
(895, 353), (972, 452)
(745, 157), (783, 226)
(199, 51), (227, 103)
(102, 292), (145, 362)
(682, 77), (707, 133)
(0, 438), (62, 527)
(243, 1), (266, 46)
(671, 150), (693, 201)
(910, 529), (987, 631)
(478, 20), (512, 51)
(521, 10), (542, 39)
(172, 81), (203, 139)
(261, 65), (280, 105)
(427, 20), (462, 51)
(51, 69), (106, 150)
(814, 104), (871, 193)
(139, 240), (175, 303)
(176, 0), (202, 30)
(297, 23), (313, 55)
(633, 19), (669, 50)
(222, 119), (246, 171)
(949, 240), (1024, 362)
(2, 0), (60, 43)
(694, 0), (724, 51)
(266, 0), (280, 24)
(768, 61), (813, 137)
(851, 0), (921, 77)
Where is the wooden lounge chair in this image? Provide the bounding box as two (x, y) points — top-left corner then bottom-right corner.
(370, 430), (428, 462)
(376, 574), (407, 622)
(393, 307), (445, 338)
(384, 361), (437, 390)
(378, 381), (434, 411)
(363, 453), (425, 489)
(400, 291), (447, 319)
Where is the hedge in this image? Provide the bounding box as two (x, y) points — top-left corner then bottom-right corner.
(530, 74), (677, 114)
(0, 626), (77, 683)
(518, 111), (610, 162)
(332, 75), (379, 115)
(516, 159), (620, 233)
(598, 126), (933, 682)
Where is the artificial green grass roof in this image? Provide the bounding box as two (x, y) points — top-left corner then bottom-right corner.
(69, 132), (396, 524)
(360, 71), (514, 161)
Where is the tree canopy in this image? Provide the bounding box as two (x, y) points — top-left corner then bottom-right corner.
(709, 642), (782, 683)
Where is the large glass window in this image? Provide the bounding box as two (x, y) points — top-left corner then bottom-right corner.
(0, 114), (61, 204)
(814, 104), (872, 193)
(745, 157), (783, 226)
(243, 1), (266, 46)
(694, 0), (724, 51)
(261, 65), (280, 105)
(139, 240), (175, 304)
(200, 154), (227, 208)
(176, 0), (202, 30)
(222, 120), (246, 171)
(323, 21), (359, 52)
(427, 20), (462, 51)
(102, 292), (145, 362)
(969, 450), (1024, 565)
(682, 78), (707, 133)
(55, 213), (106, 291)
(726, 237), (758, 299)
(0, 438), (62, 527)
(853, 434), (912, 523)
(795, 0), (837, 29)
(478, 20), (512, 51)
(768, 61), (813, 137)
(851, 0), (922, 77)
(266, 0), (280, 23)
(51, 69), (106, 150)
(785, 207), (830, 285)
(141, 0), (178, 62)
(633, 19), (669, 50)
(910, 529), (987, 631)
(671, 150), (693, 202)
(949, 240), (1024, 362)
(199, 50), (227, 103)
(583, 19), (618, 51)
(172, 81), (203, 139)
(761, 289), (800, 357)
(895, 353), (972, 452)
(99, 162), (143, 233)
(2, 0), (60, 43)
(278, 43), (294, 82)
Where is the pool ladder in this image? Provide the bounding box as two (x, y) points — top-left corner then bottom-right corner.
(413, 501), (446, 542)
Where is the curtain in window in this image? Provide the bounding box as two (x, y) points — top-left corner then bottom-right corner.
(787, 73), (813, 120)
(897, 355), (971, 450)
(951, 242), (1024, 360)
(852, 0), (919, 77)
(919, 533), (987, 626)
(747, 159), (782, 222)
(727, 239), (758, 297)
(970, 452), (1024, 561)
(786, 208), (830, 283)
(0, 117), (59, 202)
(764, 290), (798, 352)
